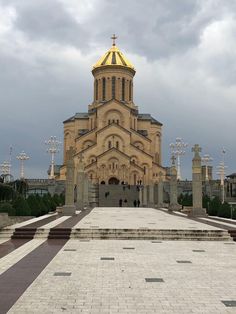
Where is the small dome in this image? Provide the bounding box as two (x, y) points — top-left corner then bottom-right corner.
(93, 44), (135, 72)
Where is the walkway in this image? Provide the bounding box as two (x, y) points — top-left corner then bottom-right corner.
(0, 207), (235, 314)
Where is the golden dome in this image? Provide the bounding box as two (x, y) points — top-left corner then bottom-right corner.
(93, 36), (135, 72)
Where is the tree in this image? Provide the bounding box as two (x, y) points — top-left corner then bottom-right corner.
(208, 197), (221, 216)
(0, 183), (15, 202)
(218, 202), (231, 218)
(27, 195), (41, 217)
(13, 196), (31, 216)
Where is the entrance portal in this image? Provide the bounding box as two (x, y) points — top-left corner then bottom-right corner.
(108, 177), (120, 185)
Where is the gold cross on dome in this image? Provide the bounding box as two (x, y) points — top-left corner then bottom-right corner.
(111, 34), (117, 46)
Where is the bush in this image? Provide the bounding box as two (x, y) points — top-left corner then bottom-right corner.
(27, 195), (41, 217)
(13, 196), (31, 216)
(178, 193), (192, 207)
(0, 183), (15, 202)
(208, 197), (221, 216)
(0, 202), (11, 213)
(218, 202), (231, 218)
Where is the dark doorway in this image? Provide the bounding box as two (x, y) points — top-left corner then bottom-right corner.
(108, 177), (119, 185)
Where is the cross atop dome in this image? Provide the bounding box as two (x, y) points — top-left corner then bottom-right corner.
(111, 34), (117, 46)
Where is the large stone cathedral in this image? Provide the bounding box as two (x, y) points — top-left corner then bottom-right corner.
(59, 37), (166, 185)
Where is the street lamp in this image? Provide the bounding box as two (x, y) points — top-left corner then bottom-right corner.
(16, 151), (30, 179)
(216, 149), (227, 204)
(45, 136), (61, 179)
(201, 154), (213, 181)
(170, 137), (188, 180)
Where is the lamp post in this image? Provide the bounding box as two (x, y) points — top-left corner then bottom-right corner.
(170, 137), (188, 180)
(216, 149), (227, 204)
(201, 154), (213, 181)
(45, 136), (61, 179)
(16, 151), (30, 179)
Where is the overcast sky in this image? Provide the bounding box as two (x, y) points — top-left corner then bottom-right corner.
(0, 0), (235, 180)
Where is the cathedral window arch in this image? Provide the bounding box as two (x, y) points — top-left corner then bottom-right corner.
(112, 76), (116, 99)
(116, 141), (119, 149)
(121, 78), (125, 101)
(108, 141), (112, 149)
(102, 77), (106, 101)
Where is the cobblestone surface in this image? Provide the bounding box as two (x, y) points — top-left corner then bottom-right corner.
(8, 239), (236, 314)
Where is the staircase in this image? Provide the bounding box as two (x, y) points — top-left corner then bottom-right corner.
(228, 230), (236, 241)
(48, 228), (71, 239)
(99, 185), (139, 207)
(71, 228), (232, 241)
(11, 228), (37, 239)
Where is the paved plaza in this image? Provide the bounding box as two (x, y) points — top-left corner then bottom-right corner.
(0, 208), (236, 313)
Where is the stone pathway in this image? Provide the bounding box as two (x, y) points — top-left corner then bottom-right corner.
(0, 207), (236, 313)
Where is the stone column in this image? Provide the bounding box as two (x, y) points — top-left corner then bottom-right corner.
(76, 153), (86, 210)
(62, 147), (76, 215)
(189, 144), (207, 217)
(143, 186), (148, 207)
(157, 171), (164, 208)
(169, 155), (179, 211)
(148, 185), (154, 207)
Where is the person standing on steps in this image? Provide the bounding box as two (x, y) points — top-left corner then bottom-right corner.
(133, 200), (137, 207)
(119, 199), (123, 207)
(137, 199), (140, 207)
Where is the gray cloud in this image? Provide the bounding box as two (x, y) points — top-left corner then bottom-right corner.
(0, 0), (235, 179)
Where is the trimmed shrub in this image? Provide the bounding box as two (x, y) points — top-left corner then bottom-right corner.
(27, 195), (41, 217)
(13, 196), (31, 216)
(0, 203), (12, 213)
(208, 197), (221, 216)
(218, 202), (231, 218)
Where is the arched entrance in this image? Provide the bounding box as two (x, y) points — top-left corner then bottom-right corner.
(108, 177), (120, 185)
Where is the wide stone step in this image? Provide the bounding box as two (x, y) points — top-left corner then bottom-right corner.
(70, 229), (231, 241)
(228, 230), (236, 241)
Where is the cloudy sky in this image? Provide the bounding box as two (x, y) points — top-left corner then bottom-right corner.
(0, 0), (235, 180)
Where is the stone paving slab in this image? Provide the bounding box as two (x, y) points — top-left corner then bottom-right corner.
(0, 239), (45, 275)
(7, 239), (236, 314)
(4, 213), (57, 229)
(74, 207), (221, 230)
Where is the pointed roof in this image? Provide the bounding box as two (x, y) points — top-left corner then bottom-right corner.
(93, 35), (135, 72)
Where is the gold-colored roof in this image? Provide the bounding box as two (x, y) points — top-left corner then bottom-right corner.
(93, 44), (135, 71)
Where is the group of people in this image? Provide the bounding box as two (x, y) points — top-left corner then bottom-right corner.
(119, 199), (140, 207)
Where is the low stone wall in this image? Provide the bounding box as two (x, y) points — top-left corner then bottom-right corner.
(0, 213), (34, 228)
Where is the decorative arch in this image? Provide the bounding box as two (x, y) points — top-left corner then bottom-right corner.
(108, 157), (119, 171)
(108, 177), (119, 185)
(103, 133), (125, 151)
(64, 132), (72, 150)
(104, 109), (123, 126)
(82, 140), (94, 150)
(88, 155), (96, 164)
(130, 155), (139, 164)
(133, 141), (144, 150)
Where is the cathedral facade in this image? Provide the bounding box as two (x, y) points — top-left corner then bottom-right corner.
(59, 38), (165, 185)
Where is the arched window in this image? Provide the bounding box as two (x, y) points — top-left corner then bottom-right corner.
(122, 78), (125, 101)
(144, 166), (146, 174)
(116, 141), (119, 149)
(116, 119), (119, 125)
(112, 76), (116, 99)
(129, 80), (132, 101)
(95, 79), (98, 100)
(108, 141), (112, 149)
(102, 77), (106, 101)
